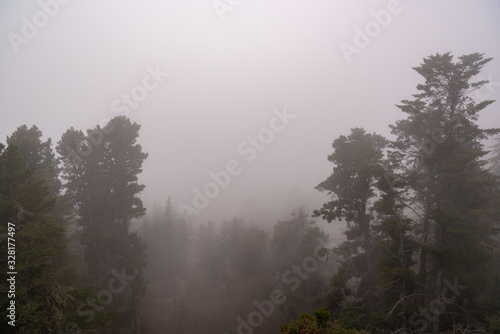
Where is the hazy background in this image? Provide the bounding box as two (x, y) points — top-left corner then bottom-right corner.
(1, 0), (499, 232)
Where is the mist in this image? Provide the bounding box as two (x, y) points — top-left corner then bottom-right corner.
(1, 0), (498, 226)
(1, 1), (500, 333)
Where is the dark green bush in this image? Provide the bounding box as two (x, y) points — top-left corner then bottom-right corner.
(280, 308), (369, 334)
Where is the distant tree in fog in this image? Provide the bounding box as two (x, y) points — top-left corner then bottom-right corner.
(271, 207), (329, 322)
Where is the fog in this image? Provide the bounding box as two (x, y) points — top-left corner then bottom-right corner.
(2, 0), (498, 228)
(1, 1), (500, 332)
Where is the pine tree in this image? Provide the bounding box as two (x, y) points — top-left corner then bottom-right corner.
(6, 125), (61, 198)
(6, 125), (79, 284)
(372, 161), (418, 331)
(56, 116), (148, 333)
(314, 127), (387, 321)
(270, 208), (329, 322)
(0, 143), (65, 332)
(389, 52), (500, 333)
(196, 220), (220, 284)
(140, 197), (193, 323)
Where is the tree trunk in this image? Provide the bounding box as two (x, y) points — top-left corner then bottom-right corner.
(432, 267), (444, 334)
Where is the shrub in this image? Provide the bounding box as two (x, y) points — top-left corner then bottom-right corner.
(280, 308), (369, 334)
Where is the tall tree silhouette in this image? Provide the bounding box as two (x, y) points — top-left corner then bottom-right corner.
(315, 128), (387, 319)
(57, 116), (148, 333)
(390, 52), (500, 333)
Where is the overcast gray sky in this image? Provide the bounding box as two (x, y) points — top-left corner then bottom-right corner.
(1, 0), (499, 230)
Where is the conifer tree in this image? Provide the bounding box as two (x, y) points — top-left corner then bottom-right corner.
(270, 208), (329, 322)
(389, 52), (500, 333)
(57, 116), (148, 333)
(315, 128), (387, 320)
(0, 143), (65, 332)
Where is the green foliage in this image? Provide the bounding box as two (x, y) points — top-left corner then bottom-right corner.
(55, 287), (117, 334)
(315, 308), (331, 328)
(314, 127), (388, 224)
(316, 52), (500, 333)
(0, 142), (81, 333)
(6, 125), (80, 287)
(56, 116), (148, 333)
(7, 125), (62, 199)
(280, 308), (368, 334)
(389, 52), (500, 331)
(486, 312), (500, 334)
(315, 128), (388, 322)
(337, 303), (362, 330)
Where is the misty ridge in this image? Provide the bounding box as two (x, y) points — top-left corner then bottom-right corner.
(1, 1), (500, 334)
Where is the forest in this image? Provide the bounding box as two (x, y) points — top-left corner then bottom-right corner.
(1, 53), (500, 334)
